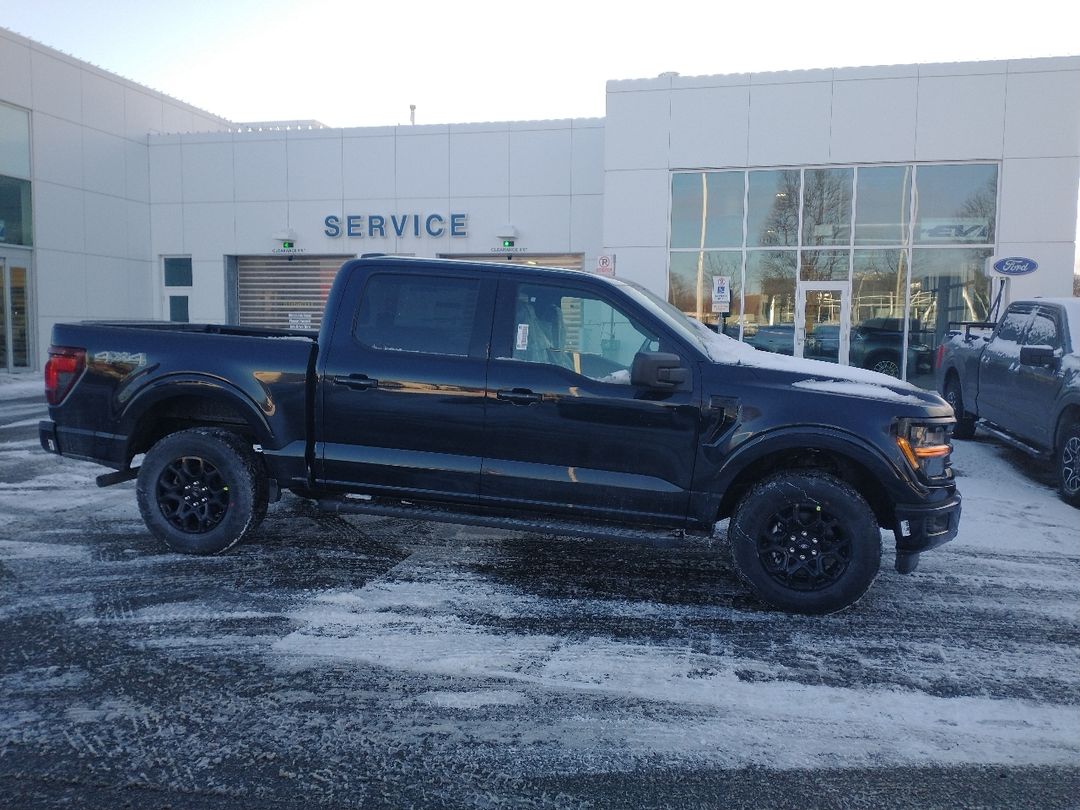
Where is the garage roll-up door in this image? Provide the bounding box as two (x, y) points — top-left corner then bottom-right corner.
(237, 255), (353, 330)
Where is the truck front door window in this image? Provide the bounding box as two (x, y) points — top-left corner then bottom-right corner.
(503, 284), (659, 384)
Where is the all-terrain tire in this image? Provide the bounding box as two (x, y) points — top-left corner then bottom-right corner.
(729, 471), (881, 614)
(943, 376), (977, 440)
(136, 428), (268, 554)
(1057, 421), (1080, 508)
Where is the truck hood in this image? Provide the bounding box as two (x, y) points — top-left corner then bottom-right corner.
(691, 321), (942, 408)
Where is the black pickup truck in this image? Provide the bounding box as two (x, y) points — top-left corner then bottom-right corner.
(935, 297), (1080, 506)
(40, 257), (961, 614)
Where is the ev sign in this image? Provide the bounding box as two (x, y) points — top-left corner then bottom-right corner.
(711, 275), (731, 313)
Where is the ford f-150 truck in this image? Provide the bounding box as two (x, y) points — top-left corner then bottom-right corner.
(40, 257), (962, 614)
(935, 297), (1080, 507)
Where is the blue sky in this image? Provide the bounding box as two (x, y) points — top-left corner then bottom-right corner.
(2, 0), (1079, 127)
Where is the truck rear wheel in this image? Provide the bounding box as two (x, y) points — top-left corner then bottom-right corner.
(729, 472), (881, 614)
(136, 428), (268, 555)
(1058, 422), (1080, 507)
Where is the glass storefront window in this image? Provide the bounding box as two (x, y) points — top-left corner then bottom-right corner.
(668, 250), (742, 334)
(668, 163), (998, 385)
(850, 250), (910, 378)
(802, 168), (852, 246)
(909, 247), (992, 388)
(670, 172), (744, 249)
(854, 166), (912, 246)
(0, 176), (32, 247)
(914, 164), (997, 245)
(744, 250), (796, 354)
(0, 103), (31, 180)
(800, 249), (850, 281)
(747, 170), (800, 247)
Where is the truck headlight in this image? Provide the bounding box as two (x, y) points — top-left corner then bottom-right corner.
(896, 421), (952, 478)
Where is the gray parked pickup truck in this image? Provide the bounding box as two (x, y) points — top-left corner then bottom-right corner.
(935, 297), (1080, 506)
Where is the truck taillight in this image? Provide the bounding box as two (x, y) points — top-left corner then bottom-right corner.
(934, 344), (946, 371)
(44, 345), (86, 406)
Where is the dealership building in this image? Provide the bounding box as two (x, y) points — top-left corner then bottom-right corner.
(1, 25), (1078, 388)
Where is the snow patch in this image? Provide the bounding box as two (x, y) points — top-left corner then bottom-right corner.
(791, 379), (927, 405)
(415, 689), (530, 709)
(691, 320), (920, 390)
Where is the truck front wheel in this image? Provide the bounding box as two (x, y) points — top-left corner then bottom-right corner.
(136, 428), (268, 554)
(729, 472), (881, 614)
(1058, 421), (1080, 507)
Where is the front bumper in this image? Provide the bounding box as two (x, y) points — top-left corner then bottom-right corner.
(892, 492), (961, 572)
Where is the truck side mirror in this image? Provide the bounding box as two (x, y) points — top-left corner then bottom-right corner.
(631, 352), (688, 389)
(1019, 344), (1056, 367)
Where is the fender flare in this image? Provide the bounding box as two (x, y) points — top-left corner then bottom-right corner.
(119, 374), (275, 452)
(705, 425), (921, 512)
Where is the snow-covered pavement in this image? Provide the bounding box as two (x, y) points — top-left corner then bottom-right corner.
(1, 387), (1078, 808)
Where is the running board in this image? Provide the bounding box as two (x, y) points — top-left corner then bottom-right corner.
(317, 497), (697, 546)
(96, 467), (140, 488)
(976, 421), (1051, 460)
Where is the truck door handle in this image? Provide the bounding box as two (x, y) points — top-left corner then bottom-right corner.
(333, 374), (379, 390)
(497, 388), (542, 405)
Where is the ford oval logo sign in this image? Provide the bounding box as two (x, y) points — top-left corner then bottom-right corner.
(992, 256), (1039, 276)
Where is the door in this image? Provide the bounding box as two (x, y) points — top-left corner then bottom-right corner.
(796, 281), (850, 366)
(316, 267), (496, 501)
(0, 253), (31, 372)
(1013, 305), (1066, 447)
(977, 303), (1035, 427)
(480, 276), (701, 525)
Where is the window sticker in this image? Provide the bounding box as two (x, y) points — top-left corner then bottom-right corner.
(515, 323), (529, 351)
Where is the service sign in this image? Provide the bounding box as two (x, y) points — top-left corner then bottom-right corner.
(990, 256), (1039, 277)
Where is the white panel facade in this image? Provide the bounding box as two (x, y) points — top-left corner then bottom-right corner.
(747, 81), (832, 166)
(604, 88), (669, 170)
(234, 137), (288, 201)
(450, 127), (509, 197)
(342, 134), (396, 199)
(668, 85), (750, 169)
(998, 157), (1080, 243)
(509, 127), (572, 197)
(0, 33), (32, 107)
(915, 74), (1006, 160)
(831, 78), (917, 163)
(1003, 70), (1080, 158)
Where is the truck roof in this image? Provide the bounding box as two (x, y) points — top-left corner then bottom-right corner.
(352, 255), (613, 284)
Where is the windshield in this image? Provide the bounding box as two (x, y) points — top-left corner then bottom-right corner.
(611, 279), (711, 357)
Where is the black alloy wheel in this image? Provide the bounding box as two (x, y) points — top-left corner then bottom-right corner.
(729, 471), (881, 614)
(137, 428), (268, 554)
(755, 502), (852, 591)
(155, 455), (230, 534)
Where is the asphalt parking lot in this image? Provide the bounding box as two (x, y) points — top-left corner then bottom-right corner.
(2, 380), (1079, 808)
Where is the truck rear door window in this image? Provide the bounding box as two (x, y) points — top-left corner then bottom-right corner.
(353, 274), (480, 357)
